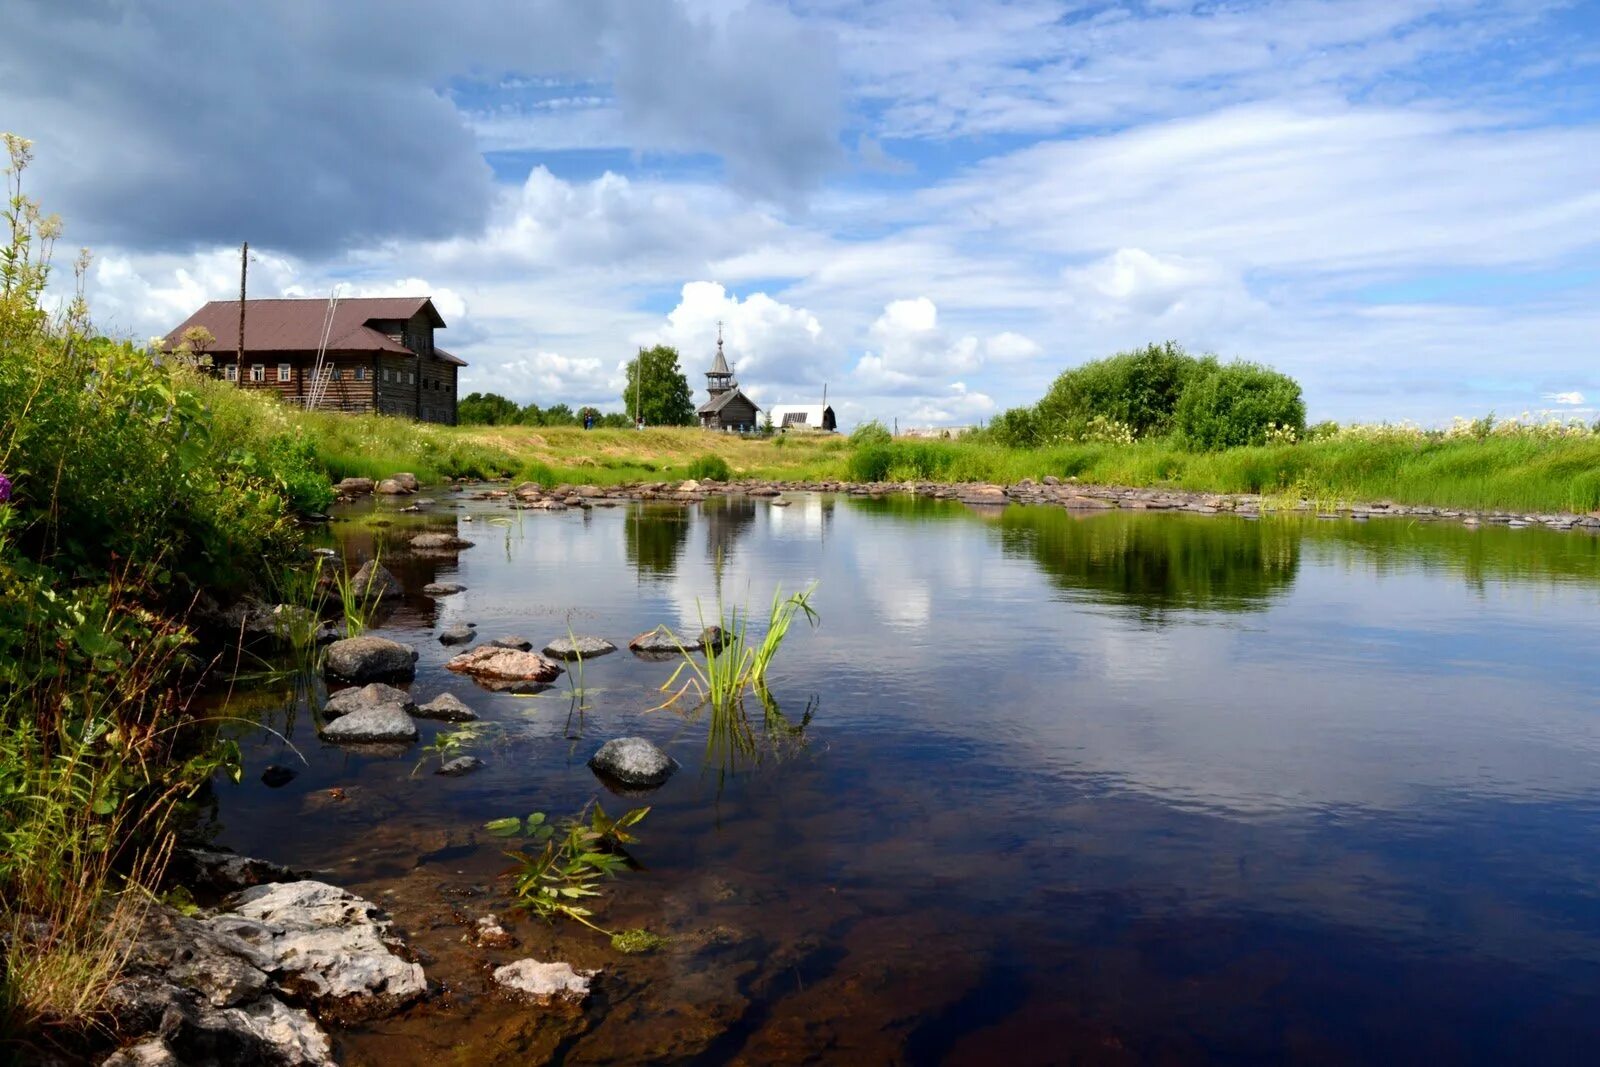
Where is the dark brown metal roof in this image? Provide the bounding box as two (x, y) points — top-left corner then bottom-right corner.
(163, 296), (455, 359)
(697, 387), (760, 415)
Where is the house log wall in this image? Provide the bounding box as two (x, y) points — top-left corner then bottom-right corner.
(213, 345), (454, 424)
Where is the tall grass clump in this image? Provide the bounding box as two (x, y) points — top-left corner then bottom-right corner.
(0, 134), (299, 1044)
(686, 454), (732, 481)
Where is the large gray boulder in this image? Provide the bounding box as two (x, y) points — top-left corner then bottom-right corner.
(324, 682), (415, 718)
(389, 472), (420, 492)
(347, 560), (402, 601)
(208, 881), (426, 1023)
(103, 906), (335, 1067)
(413, 692), (478, 722)
(542, 635), (617, 660)
(445, 645), (562, 691)
(492, 959), (594, 1003)
(589, 737), (678, 789)
(318, 705), (418, 744)
(323, 636), (416, 682)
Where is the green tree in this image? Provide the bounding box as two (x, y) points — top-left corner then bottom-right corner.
(458, 391), (521, 425)
(621, 345), (695, 426)
(1174, 361), (1306, 450)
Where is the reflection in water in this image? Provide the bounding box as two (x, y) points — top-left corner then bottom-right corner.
(998, 509), (1301, 616)
(216, 494), (1600, 1065)
(624, 504), (691, 578)
(700, 494), (758, 562)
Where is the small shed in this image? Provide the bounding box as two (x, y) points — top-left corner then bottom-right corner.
(768, 404), (837, 432)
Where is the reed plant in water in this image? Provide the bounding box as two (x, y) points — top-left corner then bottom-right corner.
(657, 581), (819, 712)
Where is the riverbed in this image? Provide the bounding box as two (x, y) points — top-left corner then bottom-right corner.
(208, 490), (1600, 1064)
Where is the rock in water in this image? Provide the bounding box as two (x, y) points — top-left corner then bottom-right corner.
(348, 560), (402, 600)
(323, 637), (416, 682)
(589, 737), (678, 789)
(445, 645), (562, 690)
(104, 906), (336, 1067)
(319, 706), (418, 744)
(628, 627), (698, 655)
(334, 477), (375, 497)
(261, 765), (297, 788)
(413, 693), (479, 722)
(390, 472), (420, 492)
(542, 635), (617, 660)
(492, 959), (594, 1003)
(489, 635), (533, 651)
(409, 532), (473, 551)
(436, 756), (483, 777)
(324, 682), (415, 718)
(208, 881), (426, 1023)
(438, 622), (476, 646)
(423, 581), (466, 596)
(173, 849), (300, 894)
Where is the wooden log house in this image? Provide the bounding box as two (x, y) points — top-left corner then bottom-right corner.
(163, 296), (464, 425)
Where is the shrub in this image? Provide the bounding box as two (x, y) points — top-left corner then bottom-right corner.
(686, 454), (732, 481)
(1175, 361), (1307, 450)
(849, 420), (892, 447)
(847, 444), (894, 482)
(1035, 341), (1211, 441)
(988, 406), (1040, 447)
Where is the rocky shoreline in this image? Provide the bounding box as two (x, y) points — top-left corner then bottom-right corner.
(338, 473), (1600, 534)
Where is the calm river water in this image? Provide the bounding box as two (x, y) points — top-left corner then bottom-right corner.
(210, 491), (1600, 1065)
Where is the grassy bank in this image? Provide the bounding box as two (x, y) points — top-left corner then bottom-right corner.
(273, 412), (1600, 516)
(842, 434), (1600, 514)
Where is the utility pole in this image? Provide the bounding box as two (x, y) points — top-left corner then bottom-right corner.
(236, 241), (248, 386)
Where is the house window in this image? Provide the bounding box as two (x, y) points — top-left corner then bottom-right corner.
(277, 363), (292, 382)
(354, 367), (367, 381)
(250, 364), (265, 382)
(406, 371), (415, 385)
(328, 367), (341, 382)
(225, 365), (237, 382)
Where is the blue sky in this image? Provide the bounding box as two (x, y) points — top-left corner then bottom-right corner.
(7, 0), (1600, 427)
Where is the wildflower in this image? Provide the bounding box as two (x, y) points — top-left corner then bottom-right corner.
(0, 473), (11, 503)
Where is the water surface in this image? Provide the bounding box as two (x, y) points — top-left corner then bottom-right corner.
(212, 493), (1600, 1064)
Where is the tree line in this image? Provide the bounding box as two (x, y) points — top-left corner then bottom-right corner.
(462, 344), (697, 427)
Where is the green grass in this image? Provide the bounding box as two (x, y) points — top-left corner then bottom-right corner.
(841, 436), (1600, 514)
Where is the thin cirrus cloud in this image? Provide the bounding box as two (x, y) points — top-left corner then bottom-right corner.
(13, 0), (1600, 426)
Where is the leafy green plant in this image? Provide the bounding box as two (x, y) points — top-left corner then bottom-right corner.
(489, 802), (650, 938)
(849, 419), (892, 446)
(411, 723), (483, 777)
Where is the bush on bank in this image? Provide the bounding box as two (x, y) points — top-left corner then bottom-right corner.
(0, 135), (314, 1040)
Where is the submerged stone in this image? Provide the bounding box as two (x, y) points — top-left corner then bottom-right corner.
(490, 635), (534, 651)
(410, 532), (473, 551)
(436, 755), (484, 777)
(319, 705), (418, 745)
(438, 622), (476, 646)
(324, 682), (415, 718)
(589, 737), (678, 789)
(423, 581), (466, 596)
(542, 635), (618, 660)
(260, 765), (298, 789)
(492, 959), (594, 1003)
(413, 692), (479, 722)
